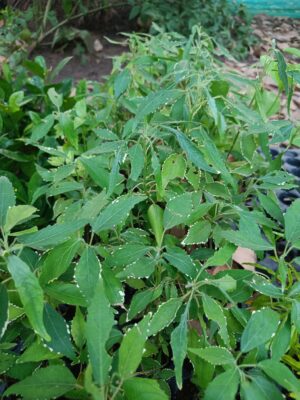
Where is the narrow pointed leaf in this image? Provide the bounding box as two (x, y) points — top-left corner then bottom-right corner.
(75, 247), (100, 303)
(0, 176), (15, 227)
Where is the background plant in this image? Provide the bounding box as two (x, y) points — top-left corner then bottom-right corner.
(0, 28), (300, 399)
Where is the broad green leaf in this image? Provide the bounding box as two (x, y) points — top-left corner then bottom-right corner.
(45, 282), (87, 306)
(171, 128), (215, 173)
(133, 89), (182, 127)
(86, 280), (114, 385)
(275, 50), (289, 96)
(128, 143), (144, 181)
(241, 308), (280, 353)
(189, 346), (235, 366)
(202, 293), (229, 346)
(30, 114), (55, 141)
(247, 274), (283, 298)
(148, 204), (164, 246)
(123, 378), (169, 400)
(43, 304), (75, 359)
(108, 148), (123, 196)
(127, 286), (163, 320)
(118, 322), (148, 379)
(0, 283), (8, 339)
(164, 246), (197, 279)
(4, 205), (37, 232)
(71, 307), (86, 349)
(92, 194), (146, 233)
(7, 256), (49, 341)
(17, 340), (60, 363)
(116, 257), (155, 279)
(48, 87), (63, 109)
(222, 214), (273, 251)
(19, 220), (86, 250)
(291, 300), (300, 333)
(102, 267), (124, 305)
(205, 243), (236, 267)
(204, 368), (240, 400)
(114, 69), (131, 98)
(39, 238), (80, 285)
(162, 153), (186, 189)
(259, 359), (300, 393)
(241, 372), (283, 400)
(182, 220), (211, 245)
(257, 192), (283, 224)
(81, 191), (108, 221)
(271, 320), (291, 361)
(4, 365), (75, 400)
(0, 176), (15, 227)
(163, 193), (193, 229)
(0, 352), (16, 374)
(284, 199), (300, 245)
(171, 308), (188, 389)
(148, 298), (182, 336)
(75, 247), (100, 303)
(108, 244), (151, 267)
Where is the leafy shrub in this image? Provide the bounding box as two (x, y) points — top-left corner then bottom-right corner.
(1, 29), (300, 399)
(129, 0), (256, 59)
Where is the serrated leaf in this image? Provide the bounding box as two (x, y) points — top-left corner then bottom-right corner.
(123, 378), (169, 400)
(162, 153), (186, 189)
(148, 204), (164, 246)
(108, 148), (123, 196)
(30, 114), (55, 141)
(128, 143), (144, 181)
(189, 346), (235, 366)
(48, 87), (63, 109)
(222, 214), (273, 251)
(4, 205), (37, 232)
(0, 283), (8, 339)
(4, 365), (75, 400)
(43, 303), (75, 359)
(102, 267), (124, 305)
(86, 280), (114, 385)
(148, 298), (182, 336)
(17, 340), (60, 363)
(241, 308), (280, 353)
(114, 69), (131, 98)
(171, 308), (188, 389)
(75, 247), (100, 303)
(164, 246), (197, 279)
(202, 293), (229, 346)
(284, 199), (300, 245)
(0, 176), (16, 227)
(204, 368), (239, 400)
(128, 286), (163, 320)
(241, 372), (283, 400)
(92, 194), (146, 233)
(247, 274), (283, 298)
(163, 193), (193, 229)
(45, 282), (87, 306)
(205, 243), (236, 267)
(182, 220), (211, 245)
(259, 359), (300, 393)
(257, 192), (283, 224)
(19, 220), (86, 250)
(81, 191), (108, 221)
(39, 238), (80, 285)
(71, 307), (86, 349)
(7, 256), (49, 341)
(116, 257), (155, 279)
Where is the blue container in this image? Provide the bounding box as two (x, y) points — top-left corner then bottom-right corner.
(235, 0), (300, 18)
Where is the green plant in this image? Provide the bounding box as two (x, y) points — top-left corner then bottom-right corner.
(1, 29), (300, 399)
(128, 0), (256, 59)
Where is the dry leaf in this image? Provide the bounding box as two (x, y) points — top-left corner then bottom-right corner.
(233, 247), (256, 271)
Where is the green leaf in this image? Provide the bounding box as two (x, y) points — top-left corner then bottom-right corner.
(86, 280), (114, 385)
(284, 199), (300, 245)
(128, 143), (144, 181)
(123, 378), (169, 400)
(116, 257), (155, 279)
(275, 50), (289, 96)
(43, 304), (75, 359)
(45, 282), (87, 306)
(148, 204), (164, 246)
(170, 128), (215, 173)
(257, 192), (283, 224)
(241, 372), (283, 400)
(48, 88), (63, 109)
(162, 153), (186, 189)
(247, 275), (283, 298)
(222, 214), (273, 251)
(202, 293), (229, 346)
(163, 193), (193, 229)
(204, 368), (239, 400)
(189, 346), (235, 366)
(7, 256), (49, 341)
(59, 112), (77, 149)
(182, 220), (211, 245)
(205, 243), (236, 267)
(108, 148), (123, 196)
(102, 267), (124, 305)
(0, 283), (8, 339)
(17, 340), (59, 363)
(75, 247), (100, 303)
(4, 365), (76, 400)
(259, 359), (300, 393)
(4, 205), (37, 232)
(148, 298), (182, 336)
(30, 114), (55, 141)
(71, 307), (86, 349)
(81, 191), (108, 221)
(0, 176), (16, 227)
(171, 309), (188, 389)
(271, 320), (291, 361)
(92, 194), (146, 233)
(19, 220), (86, 250)
(164, 246), (197, 279)
(241, 308), (280, 353)
(114, 69), (131, 98)
(291, 300), (300, 333)
(128, 286), (163, 320)
(39, 238), (80, 285)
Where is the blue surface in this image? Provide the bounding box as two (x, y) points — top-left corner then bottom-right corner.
(235, 0), (300, 18)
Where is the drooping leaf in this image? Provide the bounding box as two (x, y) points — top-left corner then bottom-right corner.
(7, 256), (49, 341)
(241, 308), (280, 353)
(127, 286), (163, 320)
(182, 220), (211, 245)
(128, 143), (144, 181)
(4, 205), (37, 232)
(202, 293), (229, 346)
(204, 368), (240, 400)
(123, 378), (169, 400)
(164, 246), (197, 279)
(92, 194), (146, 233)
(189, 346), (235, 366)
(241, 371), (283, 400)
(43, 304), (75, 359)
(259, 359), (300, 393)
(148, 298), (182, 336)
(4, 365), (76, 400)
(0, 176), (16, 227)
(86, 280), (114, 385)
(75, 247), (100, 303)
(114, 69), (131, 98)
(171, 309), (188, 389)
(148, 204), (164, 246)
